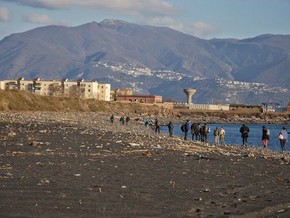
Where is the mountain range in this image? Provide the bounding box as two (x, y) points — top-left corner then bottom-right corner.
(0, 19), (289, 105)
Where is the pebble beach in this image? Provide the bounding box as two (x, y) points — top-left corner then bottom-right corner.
(0, 111), (289, 217)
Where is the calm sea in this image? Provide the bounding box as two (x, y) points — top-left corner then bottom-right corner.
(160, 123), (289, 151)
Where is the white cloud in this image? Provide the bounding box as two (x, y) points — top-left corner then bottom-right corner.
(142, 16), (219, 38)
(0, 6), (10, 21)
(189, 22), (219, 38)
(2, 0), (178, 16)
(24, 13), (68, 26)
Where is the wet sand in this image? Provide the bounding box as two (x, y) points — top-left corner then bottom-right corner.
(0, 112), (289, 217)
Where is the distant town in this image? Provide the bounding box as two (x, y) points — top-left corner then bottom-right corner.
(0, 78), (289, 113)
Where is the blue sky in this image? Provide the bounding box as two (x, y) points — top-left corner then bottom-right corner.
(0, 0), (289, 40)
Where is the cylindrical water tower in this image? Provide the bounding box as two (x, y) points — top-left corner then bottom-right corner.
(183, 88), (196, 105)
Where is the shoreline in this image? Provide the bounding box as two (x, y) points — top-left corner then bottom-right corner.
(0, 111), (289, 217)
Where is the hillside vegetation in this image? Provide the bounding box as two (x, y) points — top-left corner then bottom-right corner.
(0, 90), (288, 123)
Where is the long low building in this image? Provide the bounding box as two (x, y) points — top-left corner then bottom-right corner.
(0, 78), (111, 101)
(117, 95), (162, 104)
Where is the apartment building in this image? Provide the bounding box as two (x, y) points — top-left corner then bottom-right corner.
(0, 78), (111, 101)
(98, 84), (111, 101)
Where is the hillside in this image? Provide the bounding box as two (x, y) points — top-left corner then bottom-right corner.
(0, 20), (289, 104)
(0, 90), (165, 115)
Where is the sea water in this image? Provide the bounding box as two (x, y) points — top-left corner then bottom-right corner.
(160, 123), (289, 151)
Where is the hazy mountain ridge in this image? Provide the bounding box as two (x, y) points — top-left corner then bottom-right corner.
(0, 19), (289, 104)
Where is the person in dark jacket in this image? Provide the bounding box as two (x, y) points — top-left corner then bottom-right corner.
(155, 118), (160, 134)
(240, 124), (250, 146)
(125, 116), (130, 125)
(110, 114), (114, 123)
(190, 123), (196, 140)
(184, 119), (190, 140)
(200, 124), (205, 142)
(203, 123), (210, 144)
(195, 123), (201, 141)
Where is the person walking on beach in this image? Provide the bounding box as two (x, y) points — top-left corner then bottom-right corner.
(195, 123), (201, 141)
(203, 123), (210, 144)
(240, 124), (250, 146)
(144, 118), (149, 128)
(213, 127), (219, 145)
(190, 123), (196, 141)
(168, 121), (174, 137)
(125, 116), (130, 125)
(110, 114), (114, 123)
(200, 124), (205, 142)
(219, 127), (225, 145)
(278, 127), (288, 155)
(155, 118), (160, 134)
(120, 116), (125, 125)
(182, 119), (190, 140)
(262, 126), (270, 148)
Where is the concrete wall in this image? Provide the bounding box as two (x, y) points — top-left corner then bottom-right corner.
(174, 103), (230, 111)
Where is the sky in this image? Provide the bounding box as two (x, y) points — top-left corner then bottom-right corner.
(0, 0), (289, 40)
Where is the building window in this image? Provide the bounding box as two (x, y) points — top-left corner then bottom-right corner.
(88, 89), (90, 92)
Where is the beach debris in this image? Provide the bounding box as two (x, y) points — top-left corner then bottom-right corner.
(30, 141), (44, 146)
(74, 174), (81, 177)
(8, 131), (16, 137)
(224, 211), (231, 215)
(244, 153), (255, 158)
(37, 179), (50, 185)
(151, 145), (161, 149)
(170, 180), (175, 188)
(128, 142), (140, 147)
(203, 188), (210, 192)
(142, 151), (153, 157)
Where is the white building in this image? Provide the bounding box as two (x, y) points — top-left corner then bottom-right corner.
(0, 78), (111, 101)
(98, 83), (111, 101)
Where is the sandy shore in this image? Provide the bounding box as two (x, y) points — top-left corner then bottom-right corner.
(0, 111), (289, 217)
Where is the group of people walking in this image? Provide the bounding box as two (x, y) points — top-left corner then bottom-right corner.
(180, 120), (226, 145)
(111, 115), (288, 153)
(240, 124), (288, 153)
(179, 120), (288, 152)
(110, 114), (130, 125)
